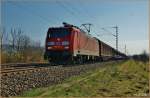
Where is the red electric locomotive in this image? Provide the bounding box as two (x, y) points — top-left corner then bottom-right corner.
(44, 22), (99, 64)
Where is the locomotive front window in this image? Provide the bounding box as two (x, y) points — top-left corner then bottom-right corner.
(48, 29), (70, 38)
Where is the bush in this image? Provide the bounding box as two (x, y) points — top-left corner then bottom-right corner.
(132, 51), (149, 63)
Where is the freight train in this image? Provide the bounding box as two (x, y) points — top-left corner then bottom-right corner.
(44, 22), (126, 64)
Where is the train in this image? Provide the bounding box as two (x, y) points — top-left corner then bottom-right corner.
(44, 22), (126, 64)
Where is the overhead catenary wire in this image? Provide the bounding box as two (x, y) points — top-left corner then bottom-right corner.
(76, 0), (120, 49)
(8, 1), (59, 25)
(55, 0), (102, 36)
(61, 0), (94, 24)
(62, 0), (82, 15)
(75, 0), (96, 20)
(55, 0), (84, 25)
(74, 1), (120, 51)
(101, 28), (116, 37)
(63, 0), (105, 37)
(67, 1), (111, 47)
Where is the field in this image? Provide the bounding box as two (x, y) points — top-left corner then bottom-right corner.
(22, 60), (149, 97)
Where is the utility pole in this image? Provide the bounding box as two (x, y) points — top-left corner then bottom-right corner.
(112, 26), (118, 51)
(101, 26), (118, 51)
(124, 44), (127, 55)
(81, 23), (92, 34)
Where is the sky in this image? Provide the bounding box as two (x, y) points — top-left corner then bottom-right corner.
(1, 0), (149, 55)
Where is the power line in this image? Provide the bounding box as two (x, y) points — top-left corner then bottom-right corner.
(56, 0), (100, 36)
(69, 0), (104, 36)
(9, 1), (58, 25)
(62, 1), (100, 34)
(56, 0), (102, 36)
(55, 0), (83, 24)
(59, 0), (95, 33)
(62, 0), (82, 15)
(76, 0), (96, 20)
(101, 26), (119, 51)
(63, 0), (94, 24)
(101, 28), (116, 37)
(67, 1), (121, 52)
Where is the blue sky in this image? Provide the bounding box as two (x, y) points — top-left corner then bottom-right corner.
(1, 0), (149, 55)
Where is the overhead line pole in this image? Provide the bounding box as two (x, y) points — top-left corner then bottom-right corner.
(112, 26), (118, 51)
(101, 26), (119, 51)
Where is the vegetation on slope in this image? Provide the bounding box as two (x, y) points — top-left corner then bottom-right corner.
(22, 60), (149, 97)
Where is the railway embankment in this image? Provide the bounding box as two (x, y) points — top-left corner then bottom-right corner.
(1, 61), (121, 97)
(22, 60), (149, 97)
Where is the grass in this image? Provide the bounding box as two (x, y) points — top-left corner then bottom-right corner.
(22, 60), (149, 97)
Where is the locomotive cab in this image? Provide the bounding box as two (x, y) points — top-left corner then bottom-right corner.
(44, 26), (73, 63)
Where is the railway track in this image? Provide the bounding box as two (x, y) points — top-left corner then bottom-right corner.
(1, 67), (38, 74)
(1, 63), (48, 74)
(1, 61), (100, 74)
(1, 61), (122, 76)
(1, 63), (64, 76)
(1, 62), (52, 68)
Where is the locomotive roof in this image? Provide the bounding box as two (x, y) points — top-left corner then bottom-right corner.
(48, 26), (71, 29)
(48, 26), (89, 35)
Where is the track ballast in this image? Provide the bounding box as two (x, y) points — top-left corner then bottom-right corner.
(1, 61), (123, 97)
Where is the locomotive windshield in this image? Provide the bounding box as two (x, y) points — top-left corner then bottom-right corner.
(48, 29), (70, 38)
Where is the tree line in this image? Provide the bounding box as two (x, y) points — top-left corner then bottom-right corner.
(1, 27), (46, 64)
(132, 50), (149, 63)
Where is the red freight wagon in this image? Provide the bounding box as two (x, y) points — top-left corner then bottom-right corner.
(44, 23), (99, 64)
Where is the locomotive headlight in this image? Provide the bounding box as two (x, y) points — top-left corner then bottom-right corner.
(64, 46), (69, 49)
(62, 41), (69, 45)
(47, 42), (55, 45)
(47, 46), (52, 49)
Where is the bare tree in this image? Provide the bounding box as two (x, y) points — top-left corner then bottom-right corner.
(16, 28), (23, 52)
(0, 27), (6, 51)
(19, 35), (31, 62)
(0, 28), (4, 50)
(9, 28), (25, 52)
(2, 27), (44, 63)
(10, 28), (17, 51)
(21, 35), (31, 50)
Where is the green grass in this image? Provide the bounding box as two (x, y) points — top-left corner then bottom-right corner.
(22, 60), (149, 97)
